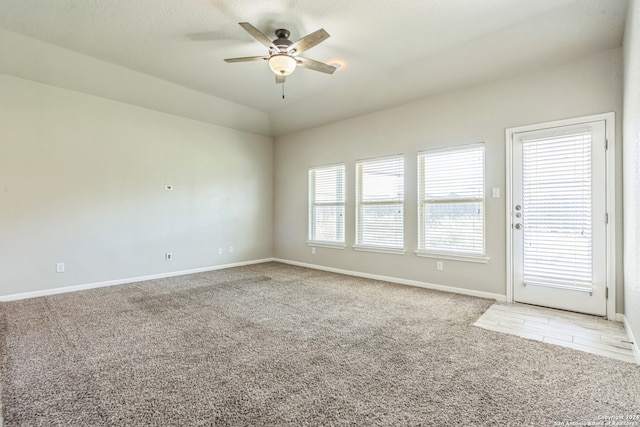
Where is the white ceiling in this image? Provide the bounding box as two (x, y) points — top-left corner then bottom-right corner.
(0, 0), (629, 136)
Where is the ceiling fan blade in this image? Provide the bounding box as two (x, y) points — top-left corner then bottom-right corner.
(289, 29), (330, 55)
(224, 56), (268, 63)
(296, 57), (336, 74)
(238, 22), (277, 50)
(275, 74), (286, 84)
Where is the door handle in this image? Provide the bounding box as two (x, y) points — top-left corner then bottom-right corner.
(515, 223), (522, 230)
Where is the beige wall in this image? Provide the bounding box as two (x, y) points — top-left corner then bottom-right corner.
(274, 48), (624, 310)
(623, 0), (640, 341)
(0, 73), (273, 297)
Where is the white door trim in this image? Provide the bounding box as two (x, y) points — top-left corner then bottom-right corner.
(505, 112), (616, 320)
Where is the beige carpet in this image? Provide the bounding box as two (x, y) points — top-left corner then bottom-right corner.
(1, 262), (639, 425)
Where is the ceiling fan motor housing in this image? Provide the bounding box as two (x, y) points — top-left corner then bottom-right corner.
(273, 29), (293, 52)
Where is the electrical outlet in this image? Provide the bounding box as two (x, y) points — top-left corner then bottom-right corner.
(166, 253), (172, 261)
(436, 261), (443, 271)
(229, 246), (234, 254)
(218, 248), (223, 255)
(311, 247), (316, 255)
(56, 262), (65, 273)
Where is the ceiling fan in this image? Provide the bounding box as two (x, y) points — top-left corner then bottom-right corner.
(224, 22), (336, 84)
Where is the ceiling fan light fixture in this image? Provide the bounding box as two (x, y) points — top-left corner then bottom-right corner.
(269, 54), (297, 76)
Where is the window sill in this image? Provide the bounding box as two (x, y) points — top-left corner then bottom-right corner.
(414, 251), (490, 264)
(307, 241), (346, 250)
(353, 245), (406, 255)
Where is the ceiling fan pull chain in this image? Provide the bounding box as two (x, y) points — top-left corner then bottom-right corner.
(282, 80), (285, 99)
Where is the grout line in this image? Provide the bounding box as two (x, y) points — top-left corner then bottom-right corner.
(572, 336), (635, 355)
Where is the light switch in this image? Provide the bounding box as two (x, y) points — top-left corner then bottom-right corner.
(492, 188), (500, 198)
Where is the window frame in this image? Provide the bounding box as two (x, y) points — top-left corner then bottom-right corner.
(307, 163), (346, 248)
(416, 143), (489, 263)
(354, 154), (406, 255)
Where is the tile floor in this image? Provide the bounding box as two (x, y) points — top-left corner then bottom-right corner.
(474, 302), (638, 364)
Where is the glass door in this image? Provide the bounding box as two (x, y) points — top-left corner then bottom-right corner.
(511, 120), (607, 316)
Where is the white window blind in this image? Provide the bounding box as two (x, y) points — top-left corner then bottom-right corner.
(308, 164), (345, 243)
(522, 130), (592, 290)
(355, 156), (404, 250)
(418, 144), (485, 256)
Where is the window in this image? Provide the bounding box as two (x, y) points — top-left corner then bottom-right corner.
(355, 155), (405, 252)
(308, 164), (345, 245)
(418, 143), (485, 259)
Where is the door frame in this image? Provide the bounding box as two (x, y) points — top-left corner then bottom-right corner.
(505, 112), (616, 320)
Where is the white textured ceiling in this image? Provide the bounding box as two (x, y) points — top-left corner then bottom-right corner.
(0, 0), (629, 136)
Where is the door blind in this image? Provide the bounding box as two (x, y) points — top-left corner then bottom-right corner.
(522, 130), (593, 290)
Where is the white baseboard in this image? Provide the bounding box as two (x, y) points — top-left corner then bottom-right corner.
(622, 315), (640, 364)
(273, 258), (507, 302)
(1, 257), (507, 304)
(0, 258), (274, 302)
